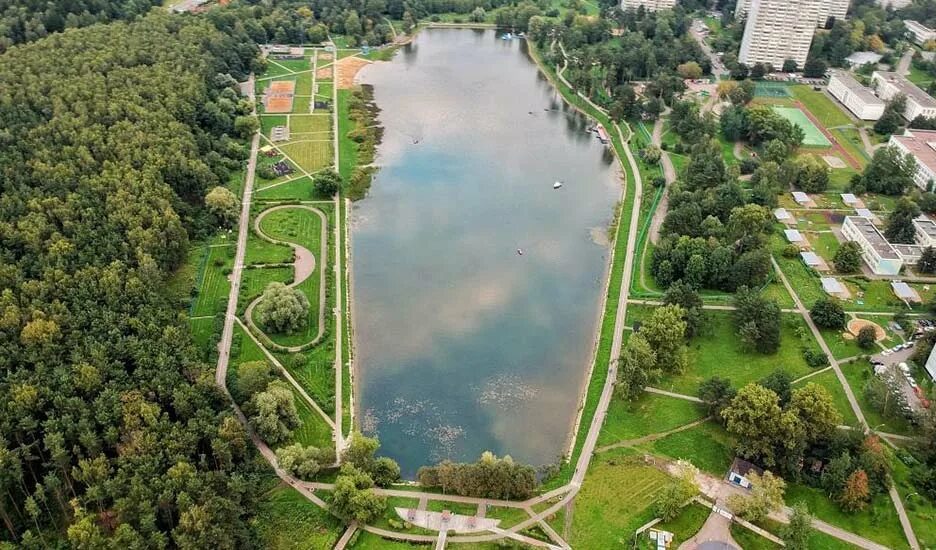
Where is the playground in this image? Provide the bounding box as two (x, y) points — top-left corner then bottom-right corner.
(771, 105), (832, 147)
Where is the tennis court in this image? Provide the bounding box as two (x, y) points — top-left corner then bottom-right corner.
(771, 106), (831, 147)
(754, 81), (792, 97)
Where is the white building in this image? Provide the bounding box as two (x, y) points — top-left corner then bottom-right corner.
(845, 51), (883, 68)
(842, 216), (905, 275)
(739, 0), (819, 68)
(914, 216), (936, 247)
(871, 71), (936, 121)
(621, 0), (676, 10)
(888, 129), (936, 190)
(905, 20), (936, 45)
(925, 345), (936, 383)
(736, 0), (848, 28)
(828, 70), (885, 120)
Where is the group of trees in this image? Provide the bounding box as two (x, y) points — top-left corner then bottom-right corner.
(528, 6), (709, 121)
(416, 451), (537, 499)
(616, 304), (689, 400)
(851, 145), (917, 195)
(255, 282), (311, 334)
(0, 13), (266, 546)
(733, 287), (782, 354)
(330, 433), (401, 523)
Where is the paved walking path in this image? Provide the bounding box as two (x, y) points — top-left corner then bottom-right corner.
(649, 113), (675, 245)
(334, 522), (357, 550)
(644, 386), (704, 403)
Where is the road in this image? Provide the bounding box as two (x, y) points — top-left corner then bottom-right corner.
(897, 48), (914, 76)
(690, 20), (728, 78)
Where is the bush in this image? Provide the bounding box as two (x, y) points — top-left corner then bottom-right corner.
(856, 325), (877, 349)
(740, 157), (760, 175)
(803, 348), (830, 368)
(782, 244), (801, 258)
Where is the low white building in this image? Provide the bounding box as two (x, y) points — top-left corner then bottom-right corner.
(785, 229), (805, 244)
(905, 20), (936, 45)
(888, 129), (936, 190)
(820, 277), (850, 299)
(871, 71), (936, 121)
(774, 208), (794, 224)
(845, 51), (883, 68)
(914, 216), (936, 247)
(828, 70), (885, 121)
(792, 191), (812, 205)
(841, 193), (860, 206)
(842, 216), (905, 275)
(925, 344), (936, 383)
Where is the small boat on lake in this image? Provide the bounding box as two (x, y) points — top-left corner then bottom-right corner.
(517, 248), (523, 255)
(553, 181), (563, 189)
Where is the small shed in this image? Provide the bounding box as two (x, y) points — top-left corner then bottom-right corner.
(801, 251), (829, 271)
(774, 208), (795, 225)
(892, 281), (922, 303)
(784, 229), (805, 244)
(841, 193), (862, 207)
(727, 457), (764, 489)
(792, 191), (812, 206)
(820, 277), (851, 299)
(855, 207), (879, 224)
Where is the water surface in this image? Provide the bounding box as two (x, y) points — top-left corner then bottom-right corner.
(353, 29), (620, 477)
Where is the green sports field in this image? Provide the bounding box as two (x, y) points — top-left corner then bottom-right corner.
(771, 105), (831, 147)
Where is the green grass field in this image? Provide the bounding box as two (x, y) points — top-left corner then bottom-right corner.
(255, 176), (322, 201)
(262, 115), (288, 138)
(259, 207), (326, 347)
(254, 485), (342, 549)
(785, 483), (910, 549)
(289, 386), (335, 448)
(771, 106), (831, 147)
(598, 392), (708, 447)
(657, 312), (814, 396)
(191, 245), (234, 317)
(289, 114), (331, 134)
(337, 89), (360, 180)
(891, 456), (936, 548)
(569, 454), (672, 549)
(637, 504), (709, 549)
(280, 140), (334, 173)
(790, 85), (853, 129)
(640, 420), (734, 475)
(238, 266), (292, 314)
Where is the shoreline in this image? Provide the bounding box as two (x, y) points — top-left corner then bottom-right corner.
(347, 26), (623, 474)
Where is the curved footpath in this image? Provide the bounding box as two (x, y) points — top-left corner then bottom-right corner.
(243, 204), (328, 352)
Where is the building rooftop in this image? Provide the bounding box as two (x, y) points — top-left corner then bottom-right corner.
(894, 243), (924, 258)
(792, 191), (810, 204)
(845, 51), (883, 66)
(774, 208), (791, 220)
(905, 19), (935, 34)
(841, 193), (858, 204)
(926, 345), (936, 383)
(855, 208), (874, 218)
(846, 215), (900, 259)
(821, 277), (845, 294)
(801, 251), (822, 266)
(891, 128), (936, 174)
(915, 216), (936, 239)
(892, 281), (916, 299)
(784, 229), (804, 242)
(873, 71), (936, 108)
(728, 457), (763, 479)
(830, 70), (884, 105)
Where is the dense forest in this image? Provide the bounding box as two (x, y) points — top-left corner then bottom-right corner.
(0, 0), (163, 53)
(0, 12), (265, 547)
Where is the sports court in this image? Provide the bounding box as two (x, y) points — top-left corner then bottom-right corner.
(265, 80), (296, 113)
(771, 106), (831, 147)
(754, 81), (792, 97)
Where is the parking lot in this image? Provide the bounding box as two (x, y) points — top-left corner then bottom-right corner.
(870, 325), (934, 414)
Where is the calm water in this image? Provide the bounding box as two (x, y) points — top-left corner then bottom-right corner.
(352, 29), (620, 477)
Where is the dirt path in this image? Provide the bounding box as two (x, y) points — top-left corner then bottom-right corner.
(649, 115), (674, 245)
(594, 416), (711, 454)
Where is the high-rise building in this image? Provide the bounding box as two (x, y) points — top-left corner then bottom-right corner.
(621, 0), (677, 11)
(738, 0), (819, 68)
(736, 0), (849, 27)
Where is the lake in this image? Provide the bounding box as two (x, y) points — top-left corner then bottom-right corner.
(352, 28), (621, 477)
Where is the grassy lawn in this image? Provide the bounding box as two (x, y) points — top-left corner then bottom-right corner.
(658, 312), (814, 397)
(262, 115), (289, 137)
(289, 114), (331, 134)
(238, 266), (292, 314)
(839, 359), (913, 435)
(191, 245), (234, 317)
(246, 227), (293, 265)
(294, 72), (313, 97)
(793, 369), (859, 425)
(254, 484), (343, 549)
(258, 207), (325, 347)
(808, 231), (841, 264)
(288, 383), (335, 449)
(597, 392), (708, 447)
(731, 523), (779, 549)
(315, 81), (334, 99)
(485, 506), (530, 529)
(336, 89), (359, 180)
(772, 237), (825, 307)
(820, 326), (868, 361)
(908, 64), (933, 89)
(891, 455), (936, 548)
(426, 500), (478, 516)
(639, 420), (734, 476)
(280, 140), (334, 173)
(785, 483), (910, 549)
(831, 128), (870, 167)
(568, 453), (672, 549)
(790, 85), (852, 129)
(255, 176), (323, 201)
(189, 317), (217, 357)
(636, 503), (709, 549)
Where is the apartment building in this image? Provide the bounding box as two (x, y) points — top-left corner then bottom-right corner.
(871, 71), (936, 120)
(621, 0), (677, 10)
(842, 216), (905, 275)
(905, 20), (936, 45)
(736, 0), (848, 27)
(828, 70), (885, 120)
(738, 0), (819, 67)
(889, 129), (936, 190)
